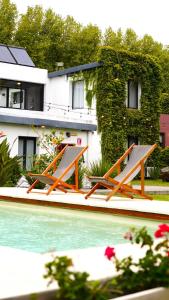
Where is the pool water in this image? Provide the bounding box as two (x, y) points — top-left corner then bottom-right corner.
(0, 201), (164, 253)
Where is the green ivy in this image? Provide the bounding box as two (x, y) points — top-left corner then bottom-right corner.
(160, 93), (169, 114)
(96, 47), (162, 163)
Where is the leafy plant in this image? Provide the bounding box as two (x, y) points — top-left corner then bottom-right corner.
(44, 224), (169, 299)
(44, 256), (109, 300)
(104, 224), (169, 297)
(86, 159), (116, 178)
(160, 146), (169, 168)
(86, 159), (117, 187)
(0, 138), (21, 186)
(25, 153), (55, 189)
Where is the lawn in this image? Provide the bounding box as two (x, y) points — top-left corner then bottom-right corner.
(132, 179), (169, 186)
(151, 194), (169, 201)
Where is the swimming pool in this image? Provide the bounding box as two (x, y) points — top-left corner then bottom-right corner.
(0, 201), (164, 253)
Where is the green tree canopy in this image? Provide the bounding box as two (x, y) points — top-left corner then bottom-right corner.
(0, 0), (17, 44)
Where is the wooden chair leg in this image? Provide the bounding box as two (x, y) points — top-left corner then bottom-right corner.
(85, 183), (100, 199)
(27, 179), (39, 193)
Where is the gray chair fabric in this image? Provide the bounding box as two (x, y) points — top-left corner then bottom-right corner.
(30, 146), (84, 185)
(89, 145), (153, 186)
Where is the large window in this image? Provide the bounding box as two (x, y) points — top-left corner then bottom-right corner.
(18, 137), (36, 170)
(127, 80), (139, 109)
(72, 80), (84, 109)
(0, 79), (44, 111)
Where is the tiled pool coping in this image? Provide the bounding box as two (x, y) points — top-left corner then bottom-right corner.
(0, 187), (169, 220)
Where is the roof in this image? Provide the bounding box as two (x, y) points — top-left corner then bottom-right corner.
(0, 44), (35, 67)
(48, 61), (103, 78)
(0, 114), (97, 131)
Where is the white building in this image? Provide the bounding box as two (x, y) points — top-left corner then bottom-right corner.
(0, 44), (101, 170)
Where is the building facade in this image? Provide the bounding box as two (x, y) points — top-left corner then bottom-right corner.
(0, 45), (99, 170)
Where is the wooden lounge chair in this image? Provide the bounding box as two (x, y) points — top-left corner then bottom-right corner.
(27, 145), (88, 195)
(85, 144), (157, 201)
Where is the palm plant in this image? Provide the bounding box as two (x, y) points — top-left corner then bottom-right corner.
(0, 138), (21, 186)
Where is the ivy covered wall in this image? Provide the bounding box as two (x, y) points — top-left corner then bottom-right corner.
(96, 47), (162, 163)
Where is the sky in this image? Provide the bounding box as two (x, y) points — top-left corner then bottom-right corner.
(12, 0), (169, 45)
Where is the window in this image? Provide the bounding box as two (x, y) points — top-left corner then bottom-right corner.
(0, 79), (44, 111)
(72, 80), (84, 109)
(18, 137), (36, 170)
(127, 80), (140, 109)
(9, 88), (24, 109)
(159, 133), (165, 148)
(128, 136), (138, 148)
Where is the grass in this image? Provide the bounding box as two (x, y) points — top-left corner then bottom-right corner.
(151, 194), (169, 201)
(131, 179), (169, 186)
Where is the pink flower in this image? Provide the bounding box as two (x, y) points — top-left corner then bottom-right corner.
(154, 229), (164, 238)
(159, 224), (169, 232)
(154, 224), (169, 238)
(104, 246), (116, 260)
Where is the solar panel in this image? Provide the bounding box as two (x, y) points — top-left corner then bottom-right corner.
(9, 47), (35, 67)
(0, 45), (16, 64)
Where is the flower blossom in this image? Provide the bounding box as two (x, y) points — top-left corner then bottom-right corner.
(104, 246), (116, 260)
(154, 224), (169, 238)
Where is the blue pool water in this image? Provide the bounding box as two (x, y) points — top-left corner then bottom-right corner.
(0, 201), (164, 253)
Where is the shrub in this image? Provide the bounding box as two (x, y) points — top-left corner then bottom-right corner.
(44, 224), (169, 299)
(160, 147), (169, 168)
(86, 159), (117, 187)
(0, 138), (22, 186)
(25, 153), (55, 189)
(86, 159), (116, 178)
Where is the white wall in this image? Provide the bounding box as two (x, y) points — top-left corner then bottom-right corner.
(45, 75), (97, 124)
(0, 124), (92, 164)
(0, 62), (47, 84)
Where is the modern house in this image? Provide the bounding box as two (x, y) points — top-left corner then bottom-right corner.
(0, 44), (99, 170)
(0, 44), (167, 173)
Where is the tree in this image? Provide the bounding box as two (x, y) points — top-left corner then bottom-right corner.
(103, 27), (123, 50)
(41, 9), (64, 71)
(14, 5), (46, 68)
(61, 15), (82, 68)
(76, 24), (101, 64)
(0, 0), (17, 44)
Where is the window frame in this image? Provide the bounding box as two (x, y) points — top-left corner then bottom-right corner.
(127, 80), (139, 109)
(72, 80), (84, 109)
(18, 136), (36, 170)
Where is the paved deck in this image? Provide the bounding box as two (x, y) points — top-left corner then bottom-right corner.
(0, 187), (169, 298)
(0, 187), (169, 220)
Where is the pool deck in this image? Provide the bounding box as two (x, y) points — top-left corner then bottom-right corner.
(0, 187), (169, 299)
(0, 187), (169, 220)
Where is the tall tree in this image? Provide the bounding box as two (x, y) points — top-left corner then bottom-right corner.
(61, 15), (82, 68)
(76, 24), (101, 64)
(41, 9), (64, 71)
(0, 0), (17, 44)
(103, 27), (123, 50)
(14, 5), (45, 68)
